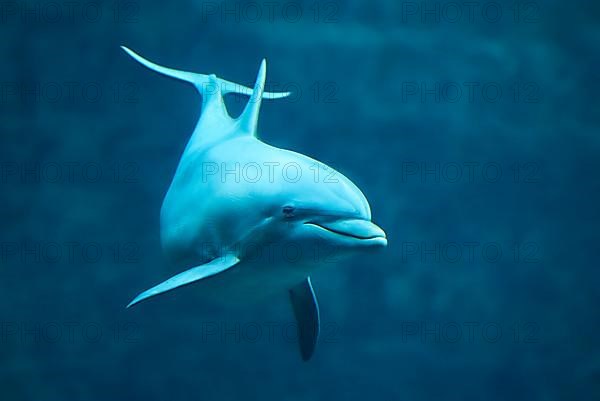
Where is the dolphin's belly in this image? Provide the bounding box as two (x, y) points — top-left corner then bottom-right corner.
(186, 258), (312, 305)
(163, 229), (341, 304)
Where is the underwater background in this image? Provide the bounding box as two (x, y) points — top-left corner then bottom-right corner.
(1, 0), (599, 400)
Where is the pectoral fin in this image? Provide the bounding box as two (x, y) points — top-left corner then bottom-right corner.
(289, 277), (320, 361)
(127, 254), (240, 308)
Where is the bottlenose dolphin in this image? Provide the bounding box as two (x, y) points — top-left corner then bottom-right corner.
(122, 46), (387, 360)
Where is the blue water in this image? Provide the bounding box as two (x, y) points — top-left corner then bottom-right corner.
(0, 1), (598, 400)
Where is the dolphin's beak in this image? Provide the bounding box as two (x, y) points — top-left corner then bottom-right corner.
(305, 219), (387, 246)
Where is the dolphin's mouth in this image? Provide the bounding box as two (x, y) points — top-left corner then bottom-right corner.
(304, 219), (387, 244)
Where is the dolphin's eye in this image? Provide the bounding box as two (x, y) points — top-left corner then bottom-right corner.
(282, 205), (295, 218)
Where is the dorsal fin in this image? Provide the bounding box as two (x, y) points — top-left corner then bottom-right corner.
(237, 59), (267, 136)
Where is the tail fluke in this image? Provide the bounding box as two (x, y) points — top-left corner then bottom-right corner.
(120, 46), (290, 100)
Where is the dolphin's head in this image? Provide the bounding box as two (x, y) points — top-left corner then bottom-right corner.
(256, 147), (387, 267)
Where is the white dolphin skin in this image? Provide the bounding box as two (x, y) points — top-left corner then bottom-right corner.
(122, 46), (387, 360)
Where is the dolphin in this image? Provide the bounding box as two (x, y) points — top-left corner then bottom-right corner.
(122, 46), (387, 360)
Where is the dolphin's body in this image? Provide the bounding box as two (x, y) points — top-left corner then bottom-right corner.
(122, 46), (387, 360)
